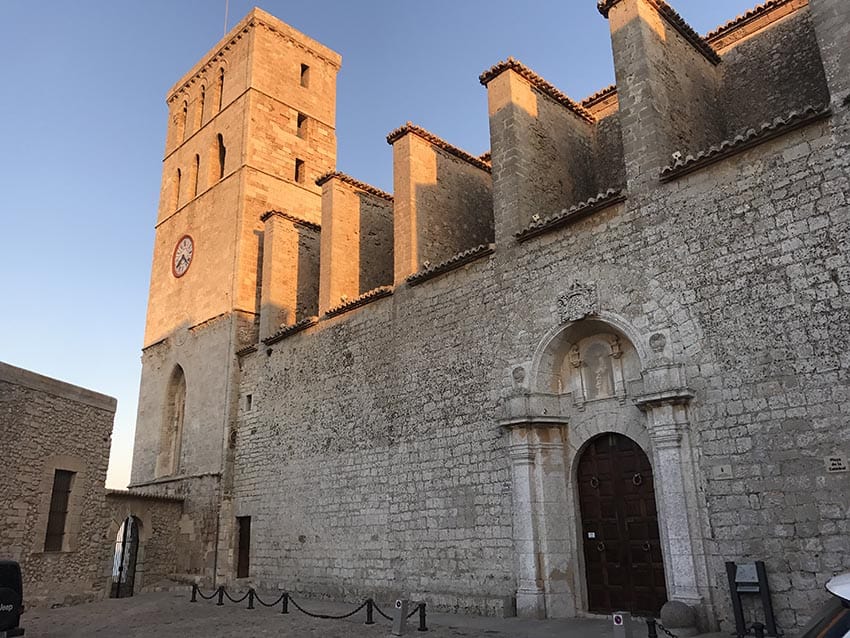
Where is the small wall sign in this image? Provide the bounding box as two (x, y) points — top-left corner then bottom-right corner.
(825, 455), (849, 473)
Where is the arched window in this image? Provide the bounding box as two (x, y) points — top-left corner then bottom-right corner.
(156, 366), (186, 478)
(177, 100), (188, 143)
(217, 68), (225, 111)
(173, 168), (182, 210)
(198, 86), (206, 128)
(217, 134), (226, 180)
(192, 154), (200, 197)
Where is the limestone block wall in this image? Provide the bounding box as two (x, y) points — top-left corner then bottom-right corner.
(390, 126), (493, 282)
(714, 7), (830, 140)
(0, 363), (115, 608)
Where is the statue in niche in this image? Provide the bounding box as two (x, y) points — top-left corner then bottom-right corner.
(582, 341), (615, 400)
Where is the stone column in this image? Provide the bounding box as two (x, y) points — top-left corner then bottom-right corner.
(508, 436), (546, 618)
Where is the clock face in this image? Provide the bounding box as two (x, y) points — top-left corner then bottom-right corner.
(172, 235), (194, 278)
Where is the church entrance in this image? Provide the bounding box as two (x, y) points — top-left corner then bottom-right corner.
(577, 433), (667, 615)
(110, 516), (140, 598)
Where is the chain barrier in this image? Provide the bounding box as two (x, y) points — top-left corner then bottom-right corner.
(189, 584), (427, 630)
(644, 617), (678, 638)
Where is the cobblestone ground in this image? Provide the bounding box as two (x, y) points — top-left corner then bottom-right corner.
(20, 589), (637, 638)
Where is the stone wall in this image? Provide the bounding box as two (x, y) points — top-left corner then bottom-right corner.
(0, 362), (115, 608)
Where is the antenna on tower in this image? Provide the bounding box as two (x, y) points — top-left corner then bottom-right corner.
(224, 0), (230, 36)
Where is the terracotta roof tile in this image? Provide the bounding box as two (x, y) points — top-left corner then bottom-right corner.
(479, 58), (595, 124)
(260, 210), (320, 232)
(263, 316), (318, 345)
(324, 286), (394, 318)
(515, 189), (626, 242)
(315, 171), (393, 202)
(386, 123), (491, 172)
(581, 85), (617, 108)
(660, 104), (831, 181)
(705, 0), (801, 41)
(406, 243), (495, 286)
(597, 0), (721, 65)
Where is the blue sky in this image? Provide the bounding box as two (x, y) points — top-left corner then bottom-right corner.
(0, 0), (760, 488)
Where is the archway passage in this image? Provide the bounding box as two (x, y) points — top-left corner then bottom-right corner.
(110, 516), (140, 598)
(577, 433), (667, 615)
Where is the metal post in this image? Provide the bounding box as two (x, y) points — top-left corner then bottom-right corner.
(752, 622), (765, 638)
(755, 561), (778, 637)
(216, 586), (224, 606)
(281, 592), (289, 614)
(646, 618), (658, 638)
(418, 602), (428, 632)
(613, 611), (633, 638)
(248, 589), (255, 610)
(366, 598), (375, 624)
(392, 598), (409, 635)
(190, 583), (197, 602)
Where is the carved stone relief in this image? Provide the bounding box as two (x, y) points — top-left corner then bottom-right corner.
(557, 282), (598, 324)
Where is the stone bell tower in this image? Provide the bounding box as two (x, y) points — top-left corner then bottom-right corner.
(129, 9), (340, 580)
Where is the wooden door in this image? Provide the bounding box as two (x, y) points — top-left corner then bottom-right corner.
(577, 433), (667, 615)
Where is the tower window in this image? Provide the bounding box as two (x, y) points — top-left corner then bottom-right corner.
(300, 63), (310, 88)
(198, 86), (206, 127)
(44, 470), (75, 551)
(217, 68), (225, 111)
(245, 394), (253, 411)
(174, 168), (182, 210)
(217, 134), (226, 180)
(294, 158), (305, 183)
(192, 154), (200, 197)
(180, 100), (188, 142)
(296, 113), (307, 138)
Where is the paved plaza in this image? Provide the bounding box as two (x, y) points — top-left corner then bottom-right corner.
(21, 589), (650, 638)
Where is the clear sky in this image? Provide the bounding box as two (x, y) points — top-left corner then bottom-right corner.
(0, 0), (761, 488)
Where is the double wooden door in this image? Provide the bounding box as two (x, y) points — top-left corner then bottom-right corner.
(577, 433), (667, 615)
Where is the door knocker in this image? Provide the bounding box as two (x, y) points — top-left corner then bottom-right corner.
(632, 472), (643, 486)
(597, 542), (606, 552)
(642, 541), (651, 552)
(590, 476), (600, 488)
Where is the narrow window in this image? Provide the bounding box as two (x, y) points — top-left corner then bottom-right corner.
(300, 63), (310, 88)
(236, 516), (251, 578)
(217, 134), (226, 180)
(193, 154), (200, 197)
(198, 86), (206, 127)
(180, 100), (188, 142)
(296, 113), (307, 138)
(174, 168), (182, 210)
(217, 68), (225, 111)
(45, 470), (75, 551)
(157, 365), (186, 478)
(294, 158), (305, 183)
(245, 394), (253, 411)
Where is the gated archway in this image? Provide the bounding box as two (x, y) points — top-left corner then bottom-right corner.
(110, 516), (140, 598)
(576, 433), (667, 615)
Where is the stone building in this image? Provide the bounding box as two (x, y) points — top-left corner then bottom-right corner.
(0, 362), (183, 607)
(127, 0), (849, 632)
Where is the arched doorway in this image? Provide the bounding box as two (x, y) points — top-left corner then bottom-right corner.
(110, 516), (140, 598)
(577, 433), (667, 615)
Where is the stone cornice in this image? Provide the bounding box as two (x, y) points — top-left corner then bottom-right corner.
(660, 104), (831, 181)
(106, 489), (184, 503)
(324, 286), (394, 318)
(0, 361), (117, 413)
(315, 171), (393, 202)
(235, 344), (258, 357)
(515, 189), (625, 242)
(598, 0), (721, 65)
(633, 388), (694, 410)
(479, 58), (595, 124)
(263, 316), (319, 346)
(386, 123), (492, 172)
(260, 210), (321, 233)
(406, 243), (495, 286)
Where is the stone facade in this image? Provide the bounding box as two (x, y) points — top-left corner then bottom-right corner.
(129, 1), (850, 634)
(0, 362), (115, 607)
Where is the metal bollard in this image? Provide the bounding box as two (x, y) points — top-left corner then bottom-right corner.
(190, 583), (197, 602)
(247, 589), (255, 610)
(365, 598), (375, 624)
(281, 592), (289, 614)
(752, 622), (765, 638)
(216, 586), (224, 606)
(646, 618), (658, 638)
(418, 602), (428, 632)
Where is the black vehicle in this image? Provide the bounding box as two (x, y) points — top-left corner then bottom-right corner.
(0, 560), (24, 636)
(798, 574), (850, 638)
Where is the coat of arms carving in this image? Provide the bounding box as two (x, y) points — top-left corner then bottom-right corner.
(558, 282), (598, 323)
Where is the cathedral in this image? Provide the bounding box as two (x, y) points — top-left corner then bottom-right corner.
(126, 0), (850, 633)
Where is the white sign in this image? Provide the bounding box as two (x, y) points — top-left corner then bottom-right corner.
(825, 456), (849, 473)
